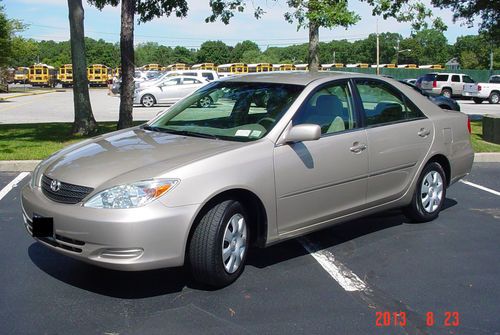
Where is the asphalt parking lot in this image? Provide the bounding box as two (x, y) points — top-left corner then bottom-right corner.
(0, 163), (499, 335)
(0, 87), (499, 125)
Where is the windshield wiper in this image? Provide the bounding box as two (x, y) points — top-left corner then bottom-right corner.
(162, 128), (219, 139)
(141, 125), (165, 132)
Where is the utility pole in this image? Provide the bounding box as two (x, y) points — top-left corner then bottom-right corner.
(490, 44), (494, 77)
(396, 39), (400, 65)
(333, 51), (336, 64)
(376, 19), (380, 75)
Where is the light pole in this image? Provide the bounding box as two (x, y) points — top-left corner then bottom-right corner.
(395, 40), (411, 65)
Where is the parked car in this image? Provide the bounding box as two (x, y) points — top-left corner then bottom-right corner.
(420, 72), (475, 98)
(462, 75), (500, 104)
(399, 80), (460, 111)
(402, 78), (417, 85)
(111, 71), (161, 95)
(134, 75), (210, 107)
(136, 70), (219, 91)
(22, 73), (474, 288)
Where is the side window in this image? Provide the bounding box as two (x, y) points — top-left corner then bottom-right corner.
(451, 75), (460, 82)
(293, 82), (356, 135)
(356, 80), (424, 126)
(164, 78), (180, 86)
(182, 78), (199, 84)
(203, 73), (214, 80)
(436, 74), (449, 82)
(462, 75), (474, 83)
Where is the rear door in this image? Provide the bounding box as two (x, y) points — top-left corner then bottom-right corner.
(451, 74), (461, 95)
(354, 79), (433, 206)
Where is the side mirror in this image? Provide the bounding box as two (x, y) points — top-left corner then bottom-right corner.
(284, 124), (321, 143)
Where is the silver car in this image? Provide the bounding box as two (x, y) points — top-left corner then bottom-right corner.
(22, 73), (474, 287)
(134, 76), (209, 107)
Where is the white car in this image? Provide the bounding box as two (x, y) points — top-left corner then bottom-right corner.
(136, 70), (219, 90)
(463, 75), (500, 104)
(134, 76), (210, 107)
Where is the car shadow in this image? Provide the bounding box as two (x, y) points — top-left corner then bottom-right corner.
(29, 198), (458, 297)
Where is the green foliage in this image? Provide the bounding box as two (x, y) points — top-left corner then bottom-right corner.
(89, 0), (188, 23)
(431, 0), (499, 43)
(0, 2), (11, 67)
(284, 0), (360, 30)
(231, 40), (259, 62)
(196, 40), (232, 64)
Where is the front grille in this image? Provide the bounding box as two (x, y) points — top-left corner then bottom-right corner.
(24, 217), (84, 253)
(41, 175), (94, 204)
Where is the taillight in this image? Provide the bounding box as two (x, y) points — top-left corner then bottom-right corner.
(432, 80), (437, 88)
(467, 118), (471, 134)
(477, 85), (482, 91)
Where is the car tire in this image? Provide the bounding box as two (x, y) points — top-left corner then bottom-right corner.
(141, 94), (156, 107)
(197, 96), (213, 108)
(189, 200), (249, 288)
(473, 98), (484, 104)
(404, 162), (446, 223)
(489, 92), (499, 104)
(441, 88), (452, 98)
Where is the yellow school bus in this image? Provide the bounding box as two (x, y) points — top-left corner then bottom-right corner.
(29, 64), (57, 87)
(58, 64), (73, 87)
(272, 64), (296, 71)
(191, 63), (216, 71)
(419, 64), (443, 70)
(87, 64), (110, 86)
(166, 63), (188, 71)
(142, 64), (161, 71)
(248, 63), (272, 72)
(217, 63), (249, 75)
(294, 64), (309, 71)
(397, 64), (418, 69)
(14, 67), (29, 84)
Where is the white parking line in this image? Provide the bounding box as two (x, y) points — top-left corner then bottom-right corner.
(0, 172), (30, 201)
(299, 237), (369, 292)
(460, 180), (500, 197)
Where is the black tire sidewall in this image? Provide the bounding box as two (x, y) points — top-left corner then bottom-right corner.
(406, 162), (447, 223)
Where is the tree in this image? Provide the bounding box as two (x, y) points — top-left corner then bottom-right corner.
(196, 40), (231, 64)
(431, 0), (499, 43)
(284, 0), (359, 72)
(67, 0), (97, 135)
(89, 0), (188, 129)
(10, 37), (39, 67)
(231, 40), (260, 62)
(0, 2), (11, 68)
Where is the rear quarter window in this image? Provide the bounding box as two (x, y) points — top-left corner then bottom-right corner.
(436, 75), (449, 82)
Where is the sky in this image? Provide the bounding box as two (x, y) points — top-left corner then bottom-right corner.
(3, 0), (480, 49)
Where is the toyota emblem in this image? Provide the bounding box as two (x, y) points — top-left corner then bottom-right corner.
(50, 180), (61, 192)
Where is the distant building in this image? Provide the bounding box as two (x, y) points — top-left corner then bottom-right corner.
(445, 58), (460, 70)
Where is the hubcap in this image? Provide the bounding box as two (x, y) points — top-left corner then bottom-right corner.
(222, 213), (247, 274)
(492, 94), (499, 104)
(142, 95), (154, 107)
(200, 97), (211, 108)
(420, 171), (444, 213)
(443, 90), (451, 98)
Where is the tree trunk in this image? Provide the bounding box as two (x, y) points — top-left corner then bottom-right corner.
(118, 0), (135, 130)
(67, 0), (96, 135)
(308, 20), (319, 73)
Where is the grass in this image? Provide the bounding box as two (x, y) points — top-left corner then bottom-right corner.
(0, 122), (142, 160)
(0, 120), (498, 160)
(470, 121), (500, 153)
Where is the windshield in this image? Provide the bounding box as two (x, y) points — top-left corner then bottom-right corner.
(148, 81), (304, 142)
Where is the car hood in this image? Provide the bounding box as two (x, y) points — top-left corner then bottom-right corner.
(43, 128), (242, 188)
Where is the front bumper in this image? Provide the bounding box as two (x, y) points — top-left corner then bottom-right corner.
(21, 185), (199, 271)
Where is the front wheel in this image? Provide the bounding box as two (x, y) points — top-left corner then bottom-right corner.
(141, 94), (156, 107)
(189, 200), (249, 288)
(404, 162), (446, 223)
(489, 92), (499, 104)
(197, 96), (213, 108)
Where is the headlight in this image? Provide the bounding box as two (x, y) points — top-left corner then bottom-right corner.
(83, 179), (179, 209)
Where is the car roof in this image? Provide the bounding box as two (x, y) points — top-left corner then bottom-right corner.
(221, 71), (366, 86)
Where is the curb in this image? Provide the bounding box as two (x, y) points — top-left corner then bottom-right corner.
(0, 90), (55, 101)
(0, 153), (499, 172)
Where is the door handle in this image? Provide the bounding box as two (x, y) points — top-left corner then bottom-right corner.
(418, 128), (431, 137)
(350, 142), (367, 153)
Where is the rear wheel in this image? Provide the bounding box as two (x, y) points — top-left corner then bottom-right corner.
(441, 88), (452, 98)
(404, 162), (446, 223)
(189, 200), (249, 288)
(141, 94), (156, 107)
(489, 92), (499, 104)
(197, 96), (213, 108)
(473, 98), (484, 104)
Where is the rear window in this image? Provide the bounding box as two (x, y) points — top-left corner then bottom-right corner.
(489, 76), (500, 83)
(422, 74), (436, 81)
(436, 75), (449, 82)
(462, 75), (475, 83)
